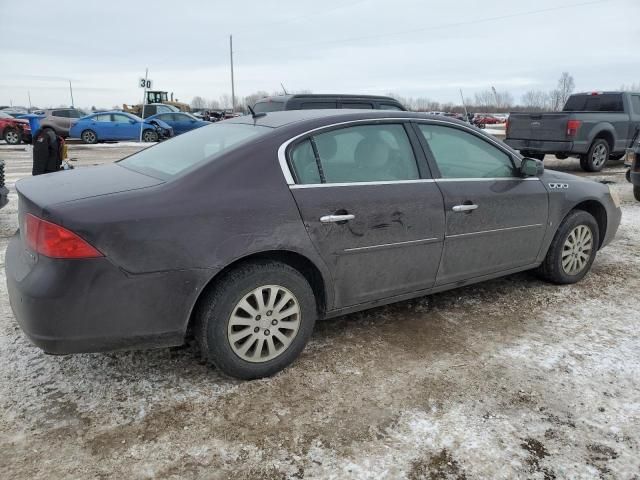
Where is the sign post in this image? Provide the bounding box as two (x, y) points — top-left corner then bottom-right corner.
(138, 69), (152, 142)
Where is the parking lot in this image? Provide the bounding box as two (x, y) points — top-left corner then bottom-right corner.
(0, 144), (638, 479)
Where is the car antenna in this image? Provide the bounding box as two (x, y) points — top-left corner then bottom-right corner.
(247, 104), (266, 120)
(280, 83), (289, 95)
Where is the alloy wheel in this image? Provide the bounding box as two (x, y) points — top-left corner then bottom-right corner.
(5, 130), (19, 144)
(227, 285), (301, 363)
(82, 131), (96, 143)
(562, 225), (593, 275)
(591, 144), (608, 168)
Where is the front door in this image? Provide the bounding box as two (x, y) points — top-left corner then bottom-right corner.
(112, 113), (137, 140)
(413, 122), (549, 286)
(286, 122), (445, 308)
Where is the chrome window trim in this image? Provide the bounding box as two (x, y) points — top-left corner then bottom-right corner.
(290, 179), (436, 189)
(436, 177), (539, 182)
(277, 116), (527, 187)
(342, 237), (440, 254)
(446, 223), (544, 239)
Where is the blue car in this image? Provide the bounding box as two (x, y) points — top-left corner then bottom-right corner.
(145, 112), (210, 136)
(69, 111), (173, 143)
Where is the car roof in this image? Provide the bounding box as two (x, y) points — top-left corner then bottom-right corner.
(227, 109), (469, 129)
(254, 94), (402, 104)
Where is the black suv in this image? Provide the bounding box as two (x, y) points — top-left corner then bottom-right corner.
(253, 94), (406, 113)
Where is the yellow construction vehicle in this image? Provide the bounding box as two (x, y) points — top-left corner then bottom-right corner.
(123, 90), (191, 118)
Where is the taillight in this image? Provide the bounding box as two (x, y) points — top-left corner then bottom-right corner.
(505, 119), (510, 135)
(566, 119), (582, 137)
(25, 214), (103, 259)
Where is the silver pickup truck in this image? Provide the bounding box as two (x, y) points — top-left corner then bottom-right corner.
(506, 91), (640, 172)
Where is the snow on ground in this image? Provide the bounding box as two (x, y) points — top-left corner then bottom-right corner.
(0, 147), (638, 479)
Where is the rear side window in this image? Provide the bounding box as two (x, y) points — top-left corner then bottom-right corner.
(379, 104), (404, 111)
(418, 124), (515, 178)
(93, 114), (112, 122)
(288, 124), (419, 184)
(120, 123), (271, 178)
(52, 110), (70, 118)
(632, 95), (640, 114)
(253, 101), (285, 113)
(340, 103), (373, 109)
(300, 102), (337, 110)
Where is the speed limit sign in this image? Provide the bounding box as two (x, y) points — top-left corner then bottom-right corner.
(138, 78), (153, 89)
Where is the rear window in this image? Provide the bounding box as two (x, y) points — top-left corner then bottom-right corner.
(253, 101), (285, 113)
(119, 123), (271, 179)
(563, 94), (624, 112)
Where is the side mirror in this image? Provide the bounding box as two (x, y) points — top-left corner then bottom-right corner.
(520, 157), (544, 177)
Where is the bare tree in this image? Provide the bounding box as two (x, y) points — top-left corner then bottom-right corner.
(620, 83), (640, 91)
(219, 94), (232, 109)
(191, 96), (207, 109)
(244, 90), (270, 109)
(206, 99), (220, 110)
(557, 72), (575, 107)
(521, 90), (550, 110)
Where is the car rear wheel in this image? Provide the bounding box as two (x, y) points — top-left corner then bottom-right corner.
(536, 210), (599, 284)
(634, 185), (640, 202)
(580, 139), (609, 172)
(3, 128), (21, 145)
(142, 129), (158, 142)
(195, 260), (317, 379)
(81, 129), (98, 144)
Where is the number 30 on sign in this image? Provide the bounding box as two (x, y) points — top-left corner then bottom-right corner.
(138, 78), (153, 89)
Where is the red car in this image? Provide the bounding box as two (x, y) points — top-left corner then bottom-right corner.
(0, 112), (31, 144)
(473, 115), (502, 127)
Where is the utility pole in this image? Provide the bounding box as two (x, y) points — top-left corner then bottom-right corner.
(69, 80), (75, 107)
(230, 34), (235, 113)
(28, 91), (32, 111)
(491, 86), (499, 110)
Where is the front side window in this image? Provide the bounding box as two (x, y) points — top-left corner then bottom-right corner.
(417, 124), (515, 179)
(379, 104), (403, 111)
(288, 124), (419, 184)
(53, 110), (70, 118)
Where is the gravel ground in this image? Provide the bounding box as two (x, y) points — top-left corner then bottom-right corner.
(0, 144), (638, 479)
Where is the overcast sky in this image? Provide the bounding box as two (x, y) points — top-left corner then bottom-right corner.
(1, 0), (638, 109)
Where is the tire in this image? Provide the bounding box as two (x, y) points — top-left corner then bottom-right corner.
(634, 185), (640, 202)
(142, 129), (158, 142)
(195, 260), (317, 380)
(580, 139), (609, 172)
(81, 129), (98, 144)
(537, 210), (599, 284)
(555, 154), (569, 160)
(3, 128), (21, 145)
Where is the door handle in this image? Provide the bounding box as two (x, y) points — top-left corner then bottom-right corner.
(320, 214), (355, 223)
(452, 204), (478, 212)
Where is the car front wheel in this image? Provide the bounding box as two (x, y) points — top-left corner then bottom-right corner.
(3, 128), (21, 145)
(634, 185), (640, 202)
(195, 260), (317, 379)
(537, 210), (599, 284)
(142, 129), (158, 142)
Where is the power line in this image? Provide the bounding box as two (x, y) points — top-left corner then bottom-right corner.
(235, 0), (609, 55)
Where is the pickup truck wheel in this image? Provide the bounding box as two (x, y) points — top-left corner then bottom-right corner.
(581, 139), (609, 172)
(536, 210), (599, 284)
(3, 128), (21, 145)
(81, 129), (98, 144)
(634, 185), (640, 202)
(195, 260), (317, 380)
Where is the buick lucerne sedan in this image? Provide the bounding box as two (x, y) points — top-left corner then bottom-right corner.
(6, 110), (622, 379)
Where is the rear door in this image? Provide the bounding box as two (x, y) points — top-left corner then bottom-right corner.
(284, 121), (445, 308)
(92, 113), (116, 140)
(414, 122), (549, 285)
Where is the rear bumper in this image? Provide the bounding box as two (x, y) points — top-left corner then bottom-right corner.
(505, 139), (574, 154)
(5, 232), (208, 354)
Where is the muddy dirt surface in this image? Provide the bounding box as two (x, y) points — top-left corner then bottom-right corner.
(0, 146), (638, 479)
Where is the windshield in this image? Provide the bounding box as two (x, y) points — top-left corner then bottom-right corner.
(119, 123), (271, 179)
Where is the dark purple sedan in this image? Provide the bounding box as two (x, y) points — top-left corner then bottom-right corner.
(6, 110), (621, 379)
